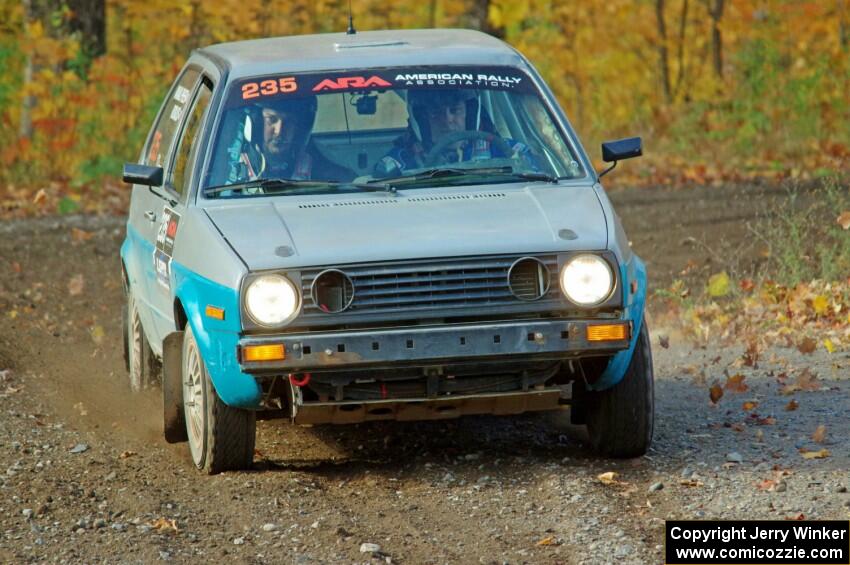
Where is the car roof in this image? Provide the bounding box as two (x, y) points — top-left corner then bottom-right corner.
(197, 29), (528, 80)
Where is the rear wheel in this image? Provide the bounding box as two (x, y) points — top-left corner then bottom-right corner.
(182, 324), (255, 474)
(585, 321), (654, 457)
(126, 293), (158, 391)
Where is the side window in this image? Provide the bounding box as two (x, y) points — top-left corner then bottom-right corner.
(171, 80), (213, 196)
(144, 68), (201, 168)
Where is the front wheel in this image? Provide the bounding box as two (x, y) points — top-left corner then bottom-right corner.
(182, 324), (255, 474)
(585, 321), (654, 458)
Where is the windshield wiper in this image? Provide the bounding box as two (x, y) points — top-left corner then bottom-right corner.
(205, 178), (390, 196)
(369, 166), (560, 188)
(491, 170), (560, 183)
(369, 166), (513, 187)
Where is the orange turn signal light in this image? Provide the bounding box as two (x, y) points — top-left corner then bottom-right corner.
(205, 305), (225, 320)
(586, 323), (629, 342)
(243, 344), (285, 362)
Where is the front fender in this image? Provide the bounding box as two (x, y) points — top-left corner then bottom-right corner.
(590, 254), (647, 391)
(171, 262), (261, 409)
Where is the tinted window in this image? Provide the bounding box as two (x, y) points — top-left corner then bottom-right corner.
(172, 81), (212, 196)
(144, 68), (200, 168)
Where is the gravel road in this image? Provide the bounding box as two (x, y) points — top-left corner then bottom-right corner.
(0, 183), (847, 564)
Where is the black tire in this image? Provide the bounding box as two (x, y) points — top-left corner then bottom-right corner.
(585, 320), (654, 458)
(126, 293), (159, 391)
(182, 324), (255, 474)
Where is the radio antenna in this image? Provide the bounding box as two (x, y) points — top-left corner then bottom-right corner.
(346, 0), (356, 34)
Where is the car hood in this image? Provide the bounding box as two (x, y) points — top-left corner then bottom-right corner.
(204, 185), (608, 271)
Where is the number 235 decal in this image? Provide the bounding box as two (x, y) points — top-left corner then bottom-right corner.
(241, 77), (297, 99)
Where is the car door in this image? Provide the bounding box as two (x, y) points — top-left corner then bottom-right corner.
(147, 76), (215, 344)
(126, 67), (201, 351)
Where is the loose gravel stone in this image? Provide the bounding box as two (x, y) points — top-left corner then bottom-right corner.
(262, 523), (278, 532)
(726, 452), (743, 463)
(360, 542), (382, 553)
(649, 482), (664, 492)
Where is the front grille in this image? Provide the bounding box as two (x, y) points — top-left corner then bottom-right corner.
(300, 254), (560, 318)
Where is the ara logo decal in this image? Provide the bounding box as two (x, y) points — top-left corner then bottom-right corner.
(153, 207), (180, 291)
(312, 76), (392, 92)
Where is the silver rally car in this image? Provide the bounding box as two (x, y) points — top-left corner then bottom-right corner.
(121, 28), (652, 473)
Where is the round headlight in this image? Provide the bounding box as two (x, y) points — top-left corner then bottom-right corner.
(245, 274), (300, 326)
(560, 254), (614, 306)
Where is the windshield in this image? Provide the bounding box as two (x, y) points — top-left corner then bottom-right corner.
(202, 66), (585, 197)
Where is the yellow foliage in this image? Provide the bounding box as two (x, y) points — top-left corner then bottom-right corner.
(707, 272), (731, 298)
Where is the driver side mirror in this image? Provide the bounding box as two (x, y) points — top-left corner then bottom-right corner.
(599, 137), (642, 178)
(123, 163), (163, 187)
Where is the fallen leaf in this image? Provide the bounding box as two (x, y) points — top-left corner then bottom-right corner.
(756, 479), (776, 491)
(70, 228), (94, 242)
(658, 335), (670, 349)
(724, 373), (748, 393)
(797, 337), (816, 354)
(33, 188), (47, 206)
(780, 369), (822, 394)
(823, 339), (835, 354)
(799, 448), (830, 459)
(739, 278), (755, 292)
(742, 340), (760, 367)
(119, 450), (137, 459)
(679, 479), (704, 487)
(785, 513), (806, 521)
(811, 295), (829, 316)
(90, 325), (105, 345)
(709, 383), (723, 404)
(11, 262), (21, 274)
(837, 210), (850, 230)
(742, 401), (759, 411)
(811, 425), (827, 444)
(754, 416), (776, 426)
(597, 471), (619, 485)
(784, 399), (799, 411)
(707, 272), (730, 297)
(149, 517), (179, 533)
(536, 536), (560, 546)
(68, 274), (84, 296)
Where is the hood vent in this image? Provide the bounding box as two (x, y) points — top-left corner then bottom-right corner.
(297, 192), (505, 209)
(298, 199), (399, 209)
(408, 192), (505, 203)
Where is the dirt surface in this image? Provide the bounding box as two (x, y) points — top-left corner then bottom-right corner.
(1, 183), (848, 564)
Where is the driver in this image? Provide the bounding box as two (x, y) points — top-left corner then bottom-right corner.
(226, 96), (353, 183)
(374, 89), (533, 176)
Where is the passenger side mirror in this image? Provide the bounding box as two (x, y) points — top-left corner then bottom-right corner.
(599, 137), (642, 178)
(123, 163), (163, 187)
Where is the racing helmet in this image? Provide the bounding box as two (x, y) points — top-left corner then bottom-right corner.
(406, 89), (481, 146)
(254, 95), (319, 152)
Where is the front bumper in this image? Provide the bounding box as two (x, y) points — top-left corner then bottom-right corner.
(239, 319), (631, 373)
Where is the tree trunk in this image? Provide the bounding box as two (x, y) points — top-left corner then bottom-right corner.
(19, 0), (34, 140)
(704, 0), (725, 78)
(468, 0), (504, 38)
(67, 0), (106, 61)
(655, 0), (672, 103)
(839, 0), (849, 51)
(673, 0), (690, 99)
(429, 0), (438, 28)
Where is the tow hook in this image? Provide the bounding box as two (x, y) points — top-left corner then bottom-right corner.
(289, 373), (311, 387)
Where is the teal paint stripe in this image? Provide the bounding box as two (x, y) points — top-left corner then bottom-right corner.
(170, 261), (261, 409)
(591, 255), (647, 391)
